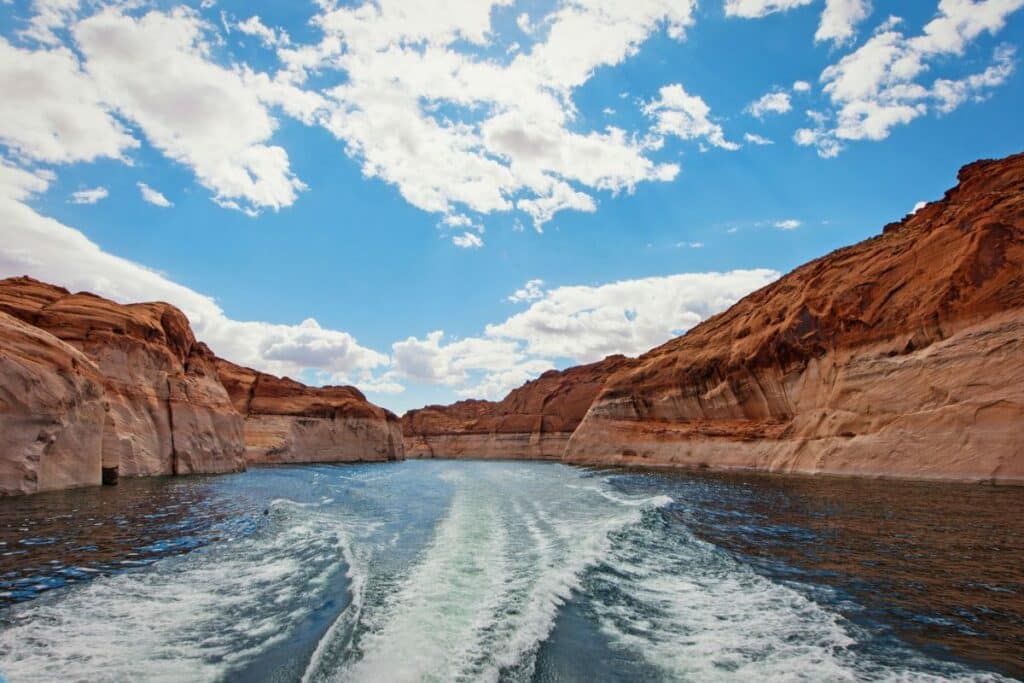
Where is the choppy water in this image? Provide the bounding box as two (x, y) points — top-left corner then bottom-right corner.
(0, 461), (1021, 682)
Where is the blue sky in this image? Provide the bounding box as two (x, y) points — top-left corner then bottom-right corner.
(1, 0), (1022, 413)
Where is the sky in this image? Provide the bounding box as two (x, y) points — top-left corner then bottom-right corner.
(0, 0), (1022, 414)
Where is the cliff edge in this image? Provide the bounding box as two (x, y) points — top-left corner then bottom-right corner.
(565, 153), (1024, 482)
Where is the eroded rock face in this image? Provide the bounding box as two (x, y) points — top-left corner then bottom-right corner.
(216, 359), (404, 464)
(402, 355), (635, 459)
(0, 277), (246, 487)
(0, 312), (106, 494)
(565, 153), (1024, 483)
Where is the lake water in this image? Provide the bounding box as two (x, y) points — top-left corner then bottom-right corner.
(0, 460), (1021, 682)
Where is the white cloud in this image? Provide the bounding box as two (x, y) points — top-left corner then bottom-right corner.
(0, 187), (388, 384)
(20, 0), (80, 45)
(70, 186), (108, 204)
(724, 0), (815, 18)
(0, 37), (137, 165)
(747, 91), (792, 117)
(816, 0), (871, 45)
(484, 269), (779, 362)
(725, 0), (870, 46)
(516, 12), (534, 34)
(744, 132), (774, 145)
(799, 1), (1023, 157)
(286, 0), (691, 230)
(675, 241), (705, 248)
(793, 80), (812, 92)
(137, 182), (172, 208)
(644, 83), (740, 150)
(74, 7), (305, 213)
(0, 158), (54, 202)
(912, 200), (927, 213)
(452, 232), (484, 248)
(235, 15), (290, 48)
(774, 218), (801, 229)
(932, 43), (1016, 113)
(508, 279), (545, 303)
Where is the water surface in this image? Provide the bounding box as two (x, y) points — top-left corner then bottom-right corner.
(0, 461), (1020, 681)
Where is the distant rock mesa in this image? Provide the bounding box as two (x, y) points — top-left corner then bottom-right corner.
(215, 358), (404, 465)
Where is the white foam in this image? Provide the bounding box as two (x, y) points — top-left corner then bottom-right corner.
(589, 516), (1011, 682)
(0, 504), (348, 682)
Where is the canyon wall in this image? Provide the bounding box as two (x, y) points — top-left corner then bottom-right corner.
(216, 359), (404, 464)
(564, 154), (1024, 483)
(0, 277), (246, 493)
(402, 355), (635, 459)
(0, 277), (404, 495)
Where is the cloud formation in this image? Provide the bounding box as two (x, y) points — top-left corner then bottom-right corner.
(70, 186), (108, 204)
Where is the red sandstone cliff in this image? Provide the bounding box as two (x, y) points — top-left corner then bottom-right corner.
(564, 153), (1024, 483)
(216, 359), (404, 464)
(0, 277), (246, 493)
(402, 355), (635, 459)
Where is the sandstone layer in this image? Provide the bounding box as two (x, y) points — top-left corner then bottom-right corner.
(402, 355), (635, 459)
(0, 311), (107, 494)
(565, 154), (1024, 483)
(216, 359), (404, 464)
(0, 277), (246, 493)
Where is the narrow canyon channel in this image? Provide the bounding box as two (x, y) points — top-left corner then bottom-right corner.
(0, 461), (1021, 682)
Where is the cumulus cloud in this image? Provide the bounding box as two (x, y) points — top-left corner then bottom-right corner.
(744, 132), (774, 145)
(74, 7), (306, 214)
(137, 182), (172, 208)
(19, 0), (81, 46)
(0, 180), (387, 384)
(283, 0), (692, 230)
(235, 15), (290, 48)
(797, 2), (1022, 158)
(793, 80), (812, 92)
(485, 269), (779, 361)
(0, 158), (54, 202)
(644, 84), (740, 150)
(815, 0), (871, 45)
(747, 91), (792, 117)
(70, 186), (108, 204)
(452, 232), (484, 248)
(725, 0), (871, 46)
(774, 218), (801, 229)
(0, 37), (137, 165)
(508, 279), (545, 303)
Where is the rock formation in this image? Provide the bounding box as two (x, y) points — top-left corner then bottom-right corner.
(0, 311), (107, 494)
(402, 355), (635, 459)
(0, 277), (246, 493)
(216, 359), (404, 464)
(564, 153), (1024, 483)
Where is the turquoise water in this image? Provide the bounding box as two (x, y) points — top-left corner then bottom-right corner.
(0, 460), (1021, 681)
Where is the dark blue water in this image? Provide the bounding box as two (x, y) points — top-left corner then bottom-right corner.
(0, 461), (1020, 681)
